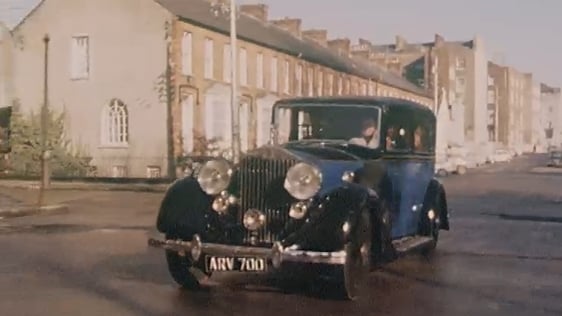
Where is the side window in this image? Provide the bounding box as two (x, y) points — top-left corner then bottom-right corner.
(412, 113), (435, 153)
(384, 109), (413, 152)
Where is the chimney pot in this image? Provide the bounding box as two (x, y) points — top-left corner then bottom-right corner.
(239, 4), (268, 22)
(302, 29), (328, 46)
(271, 17), (302, 37)
(327, 38), (351, 56)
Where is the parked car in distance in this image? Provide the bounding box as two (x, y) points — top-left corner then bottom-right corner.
(490, 149), (512, 163)
(148, 96), (450, 300)
(548, 150), (562, 167)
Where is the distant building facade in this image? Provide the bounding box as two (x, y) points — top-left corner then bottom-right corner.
(351, 34), (489, 157)
(1, 0), (431, 178)
(541, 84), (562, 147)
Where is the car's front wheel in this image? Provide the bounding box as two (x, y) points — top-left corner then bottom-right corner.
(164, 234), (208, 290)
(334, 208), (372, 300)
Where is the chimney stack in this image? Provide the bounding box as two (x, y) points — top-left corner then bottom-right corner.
(271, 17), (302, 37)
(395, 35), (407, 51)
(239, 4), (268, 22)
(302, 29), (328, 46)
(327, 38), (351, 56)
(434, 34), (445, 47)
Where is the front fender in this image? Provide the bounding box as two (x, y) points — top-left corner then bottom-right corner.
(281, 183), (379, 251)
(156, 177), (214, 239)
(423, 178), (450, 230)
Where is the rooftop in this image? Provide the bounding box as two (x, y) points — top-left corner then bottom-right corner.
(273, 96), (434, 113)
(155, 0), (430, 98)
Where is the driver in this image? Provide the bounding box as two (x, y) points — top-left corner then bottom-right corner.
(349, 118), (379, 148)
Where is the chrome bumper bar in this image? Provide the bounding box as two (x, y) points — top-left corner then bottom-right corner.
(147, 233), (346, 266)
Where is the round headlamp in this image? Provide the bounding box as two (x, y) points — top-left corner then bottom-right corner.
(283, 162), (322, 200)
(196, 159), (232, 195)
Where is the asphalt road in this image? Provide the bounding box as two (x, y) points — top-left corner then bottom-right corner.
(0, 154), (561, 316)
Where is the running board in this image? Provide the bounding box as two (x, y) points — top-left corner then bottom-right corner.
(391, 236), (433, 254)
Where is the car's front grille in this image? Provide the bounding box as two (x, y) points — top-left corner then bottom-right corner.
(238, 156), (297, 245)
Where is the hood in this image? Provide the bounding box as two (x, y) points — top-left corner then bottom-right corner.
(245, 143), (365, 197)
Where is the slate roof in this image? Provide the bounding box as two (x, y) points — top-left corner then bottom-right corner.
(275, 96), (434, 114)
(0, 0), (42, 30)
(154, 0), (430, 98)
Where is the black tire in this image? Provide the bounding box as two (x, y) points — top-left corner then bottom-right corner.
(165, 250), (202, 289)
(334, 208), (372, 300)
(372, 201), (395, 267)
(164, 233), (207, 290)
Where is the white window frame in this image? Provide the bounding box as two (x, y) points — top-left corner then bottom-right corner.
(327, 74), (334, 95)
(361, 83), (367, 95)
(181, 32), (193, 76)
(239, 48), (248, 86)
(101, 99), (129, 146)
(296, 64), (303, 96)
(283, 60), (290, 94)
(270, 57), (278, 92)
(223, 44), (231, 83)
(239, 100), (250, 152)
(70, 35), (90, 80)
(307, 68), (313, 97)
(256, 53), (264, 89)
(337, 77), (343, 95)
(181, 93), (195, 153)
(317, 71), (323, 96)
(204, 38), (214, 79)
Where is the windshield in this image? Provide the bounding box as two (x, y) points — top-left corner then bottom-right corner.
(274, 104), (382, 149)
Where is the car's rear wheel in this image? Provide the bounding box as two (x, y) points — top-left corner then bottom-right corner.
(456, 165), (467, 175)
(333, 208), (372, 300)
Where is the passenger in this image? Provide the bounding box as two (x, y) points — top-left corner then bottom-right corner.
(349, 118), (379, 148)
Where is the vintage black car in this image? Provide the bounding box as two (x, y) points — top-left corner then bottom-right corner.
(149, 96), (450, 300)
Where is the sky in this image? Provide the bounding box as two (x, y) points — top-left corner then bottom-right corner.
(1, 0), (561, 87)
(239, 0), (561, 87)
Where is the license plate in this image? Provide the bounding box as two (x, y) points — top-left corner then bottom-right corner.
(205, 256), (268, 272)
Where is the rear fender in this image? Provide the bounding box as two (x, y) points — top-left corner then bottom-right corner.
(422, 178), (450, 230)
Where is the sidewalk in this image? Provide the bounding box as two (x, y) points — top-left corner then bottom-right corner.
(0, 190), (68, 219)
(0, 179), (169, 192)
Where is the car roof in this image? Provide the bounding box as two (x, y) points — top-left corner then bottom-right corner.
(273, 96), (434, 115)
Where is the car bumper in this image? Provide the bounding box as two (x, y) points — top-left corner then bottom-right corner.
(147, 233), (347, 267)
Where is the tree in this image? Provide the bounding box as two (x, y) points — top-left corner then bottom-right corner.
(7, 102), (91, 177)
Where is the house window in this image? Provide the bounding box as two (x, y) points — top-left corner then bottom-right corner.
(456, 57), (466, 70)
(368, 82), (374, 95)
(327, 73), (333, 95)
(345, 79), (351, 94)
(204, 38), (214, 79)
(239, 100), (250, 152)
(102, 98), (128, 146)
(205, 94), (231, 148)
(181, 93), (195, 153)
(111, 165), (127, 178)
(181, 32), (192, 75)
(70, 35), (89, 79)
(223, 44), (231, 82)
(295, 64), (303, 96)
(256, 53), (264, 89)
(361, 83), (367, 95)
(317, 71), (323, 96)
(307, 68), (313, 96)
(146, 166), (161, 178)
(283, 60), (290, 94)
(239, 48), (248, 86)
(270, 57), (278, 92)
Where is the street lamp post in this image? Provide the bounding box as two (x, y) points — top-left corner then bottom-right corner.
(211, 0), (241, 164)
(38, 33), (51, 207)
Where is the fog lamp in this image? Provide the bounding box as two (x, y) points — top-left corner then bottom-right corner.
(212, 196), (229, 214)
(289, 201), (308, 220)
(243, 209), (266, 231)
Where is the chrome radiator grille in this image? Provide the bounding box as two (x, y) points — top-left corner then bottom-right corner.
(238, 156), (297, 245)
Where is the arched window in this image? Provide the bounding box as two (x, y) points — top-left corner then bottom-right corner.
(102, 98), (128, 145)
